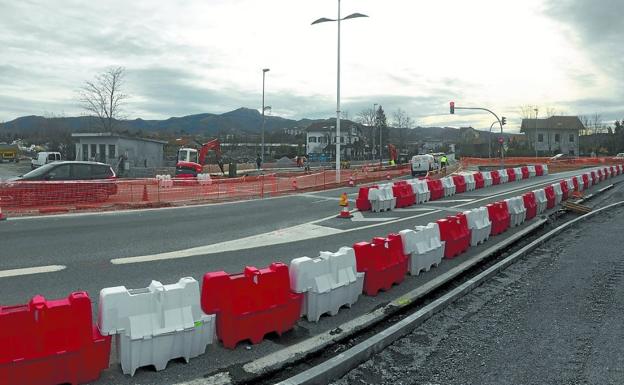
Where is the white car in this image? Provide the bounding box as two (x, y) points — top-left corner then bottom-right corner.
(616, 153), (624, 158)
(31, 151), (61, 169)
(410, 154), (435, 177)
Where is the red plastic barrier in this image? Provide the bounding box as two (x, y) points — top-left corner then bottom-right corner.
(427, 179), (444, 201)
(521, 166), (530, 179)
(506, 169), (516, 182)
(356, 186), (376, 211)
(473, 172), (485, 189)
(544, 185), (556, 209)
(0, 292), (111, 385)
(603, 167), (609, 179)
(486, 201), (510, 235)
(392, 182), (415, 208)
(353, 234), (408, 296)
(598, 169), (604, 181)
(590, 171), (598, 186)
(451, 175), (467, 194)
(201, 263), (302, 349)
(535, 164), (544, 176)
(523, 192), (537, 220)
(436, 213), (471, 259)
(490, 170), (501, 185)
(582, 174), (590, 190)
(559, 180), (569, 201)
(572, 176), (580, 191)
(611, 166), (616, 176)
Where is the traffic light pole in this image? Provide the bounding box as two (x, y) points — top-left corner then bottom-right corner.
(452, 105), (505, 168)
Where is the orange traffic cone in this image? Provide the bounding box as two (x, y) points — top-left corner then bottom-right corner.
(338, 192), (352, 218)
(349, 176), (355, 187)
(142, 184), (149, 202)
(292, 179), (298, 190)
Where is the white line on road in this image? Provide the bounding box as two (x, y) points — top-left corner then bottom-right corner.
(425, 198), (474, 203)
(0, 265), (66, 278)
(111, 223), (342, 265)
(350, 211), (398, 222)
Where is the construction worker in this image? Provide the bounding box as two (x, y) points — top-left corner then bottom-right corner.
(440, 154), (448, 175)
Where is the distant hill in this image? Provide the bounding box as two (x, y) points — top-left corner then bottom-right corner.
(0, 108), (313, 136)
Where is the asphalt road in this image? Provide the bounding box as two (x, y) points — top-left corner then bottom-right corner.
(333, 183), (624, 385)
(0, 168), (613, 384)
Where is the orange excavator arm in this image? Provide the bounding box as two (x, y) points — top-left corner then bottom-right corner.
(198, 139), (222, 165)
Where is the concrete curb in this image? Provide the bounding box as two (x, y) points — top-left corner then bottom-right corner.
(278, 199), (624, 385)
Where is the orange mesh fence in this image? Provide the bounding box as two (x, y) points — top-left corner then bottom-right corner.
(0, 165), (412, 216)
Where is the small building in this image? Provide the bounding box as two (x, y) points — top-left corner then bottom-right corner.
(520, 116), (583, 156)
(72, 133), (167, 168)
(306, 120), (363, 158)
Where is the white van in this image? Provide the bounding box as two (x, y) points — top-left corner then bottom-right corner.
(410, 154), (435, 177)
(31, 152), (61, 169)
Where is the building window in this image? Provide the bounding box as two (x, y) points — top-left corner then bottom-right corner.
(82, 144), (88, 161)
(538, 134), (544, 142)
(90, 144), (97, 159)
(320, 137), (327, 144)
(569, 134), (574, 142)
(309, 137), (317, 143)
(340, 137), (344, 143)
(108, 145), (116, 158)
(555, 134), (560, 143)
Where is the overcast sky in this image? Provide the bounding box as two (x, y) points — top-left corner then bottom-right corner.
(0, 0), (622, 131)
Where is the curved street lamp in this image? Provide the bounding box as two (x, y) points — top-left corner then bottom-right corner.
(312, 0), (368, 182)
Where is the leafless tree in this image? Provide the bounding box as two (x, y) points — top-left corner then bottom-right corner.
(356, 107), (377, 153)
(590, 113), (603, 135)
(578, 115), (590, 135)
(519, 105), (539, 119)
(545, 107), (557, 118)
(392, 108), (414, 129)
(79, 67), (128, 132)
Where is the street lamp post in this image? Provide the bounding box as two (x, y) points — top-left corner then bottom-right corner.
(261, 68), (270, 163)
(373, 103), (377, 161)
(312, 1), (368, 182)
(488, 121), (498, 158)
(534, 108), (538, 158)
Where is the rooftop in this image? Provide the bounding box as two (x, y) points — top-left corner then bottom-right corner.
(71, 132), (168, 144)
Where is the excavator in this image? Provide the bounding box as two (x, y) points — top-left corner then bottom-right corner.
(175, 138), (222, 177)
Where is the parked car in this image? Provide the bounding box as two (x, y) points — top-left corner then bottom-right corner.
(1, 161), (117, 206)
(410, 154), (435, 176)
(31, 151), (61, 169)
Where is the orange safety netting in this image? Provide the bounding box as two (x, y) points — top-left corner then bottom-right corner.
(0, 165), (411, 216)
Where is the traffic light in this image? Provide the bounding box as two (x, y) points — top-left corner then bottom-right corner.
(450, 101), (455, 114)
(501, 116), (507, 125)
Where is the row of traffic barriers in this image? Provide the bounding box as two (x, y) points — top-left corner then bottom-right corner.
(356, 164), (549, 212)
(1, 164), (622, 384)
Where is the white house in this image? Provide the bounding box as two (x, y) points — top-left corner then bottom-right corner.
(305, 120), (363, 158)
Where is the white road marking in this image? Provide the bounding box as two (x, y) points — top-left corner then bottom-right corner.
(111, 223), (342, 265)
(426, 198), (474, 203)
(350, 211), (398, 222)
(0, 265), (66, 278)
(394, 207), (436, 212)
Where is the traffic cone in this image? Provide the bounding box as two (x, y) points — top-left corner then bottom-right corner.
(338, 192), (352, 218)
(292, 179), (298, 190)
(386, 173), (391, 180)
(349, 176), (355, 187)
(142, 184), (149, 202)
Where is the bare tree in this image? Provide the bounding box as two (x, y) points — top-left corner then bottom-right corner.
(392, 108), (413, 129)
(578, 115), (590, 135)
(590, 113), (602, 135)
(519, 105), (538, 119)
(545, 107), (557, 118)
(79, 67), (128, 132)
(356, 108), (377, 156)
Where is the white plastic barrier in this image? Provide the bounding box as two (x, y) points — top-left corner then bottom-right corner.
(513, 167), (523, 181)
(527, 165), (536, 178)
(505, 196), (527, 227)
(460, 173), (476, 192)
(533, 189), (548, 214)
(380, 184), (397, 211)
(289, 247), (364, 322)
(552, 183), (563, 205)
(604, 167), (611, 178)
(575, 175), (584, 191)
(156, 175), (173, 188)
(542, 164), (549, 175)
(566, 178), (575, 192)
(98, 278), (215, 376)
(464, 207), (491, 246)
(482, 171), (493, 187)
(498, 169), (509, 184)
(197, 173), (212, 185)
(368, 188), (383, 213)
(619, 165), (623, 174)
(399, 223), (444, 276)
(441, 177), (456, 197)
(584, 172), (593, 187)
(410, 179), (430, 204)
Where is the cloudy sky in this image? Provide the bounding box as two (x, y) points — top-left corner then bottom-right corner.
(0, 0), (622, 131)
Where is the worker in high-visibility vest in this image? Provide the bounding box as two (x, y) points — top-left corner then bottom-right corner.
(440, 155), (448, 175)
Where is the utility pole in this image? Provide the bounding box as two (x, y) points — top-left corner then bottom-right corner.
(261, 68), (270, 163)
(534, 108), (538, 158)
